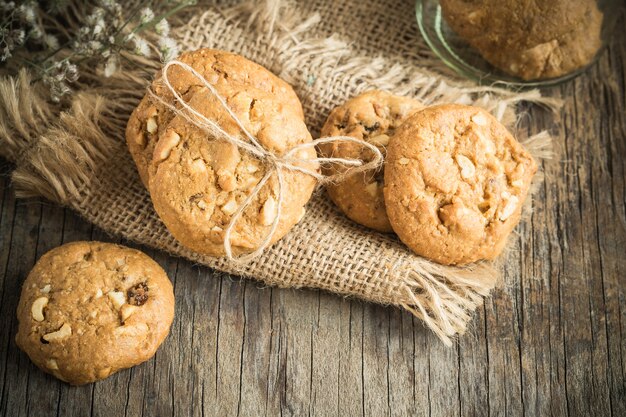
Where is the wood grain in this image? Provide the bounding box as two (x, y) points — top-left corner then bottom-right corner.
(0, 19), (625, 417)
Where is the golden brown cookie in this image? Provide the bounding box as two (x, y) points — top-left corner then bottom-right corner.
(319, 91), (423, 232)
(15, 242), (175, 385)
(126, 48), (305, 187)
(384, 104), (537, 265)
(146, 69), (317, 256)
(440, 0), (603, 80)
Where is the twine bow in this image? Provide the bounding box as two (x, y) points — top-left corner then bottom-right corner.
(148, 60), (383, 261)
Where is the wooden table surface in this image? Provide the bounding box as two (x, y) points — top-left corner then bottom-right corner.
(1, 22), (625, 417)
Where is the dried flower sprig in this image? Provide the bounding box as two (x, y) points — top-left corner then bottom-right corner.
(0, 0), (196, 102)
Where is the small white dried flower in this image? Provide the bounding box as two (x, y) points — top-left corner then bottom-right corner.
(104, 54), (119, 77)
(158, 37), (179, 62)
(0, 2), (16, 12)
(88, 40), (103, 52)
(139, 7), (155, 24)
(1, 47), (12, 62)
(11, 29), (26, 46)
(132, 36), (150, 57)
(88, 7), (105, 24)
(64, 63), (79, 82)
(49, 81), (71, 102)
(92, 18), (106, 36)
(29, 25), (43, 40)
(155, 19), (170, 36)
(17, 3), (37, 24)
(43, 34), (59, 50)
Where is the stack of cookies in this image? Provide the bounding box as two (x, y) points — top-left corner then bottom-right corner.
(319, 92), (537, 265)
(124, 48), (536, 265)
(126, 49), (317, 257)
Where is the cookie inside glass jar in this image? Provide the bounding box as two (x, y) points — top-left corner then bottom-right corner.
(439, 0), (603, 81)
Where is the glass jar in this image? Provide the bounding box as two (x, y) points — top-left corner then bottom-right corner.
(416, 0), (621, 87)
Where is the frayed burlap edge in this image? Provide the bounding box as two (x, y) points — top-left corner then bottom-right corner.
(0, 0), (561, 345)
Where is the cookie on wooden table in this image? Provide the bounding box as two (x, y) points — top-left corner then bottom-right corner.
(319, 90), (423, 232)
(15, 241), (175, 385)
(126, 48), (305, 187)
(384, 104), (537, 265)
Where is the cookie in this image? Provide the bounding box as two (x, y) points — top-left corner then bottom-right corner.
(126, 48), (304, 187)
(144, 60), (317, 256)
(15, 241), (175, 385)
(440, 0), (603, 80)
(384, 104), (537, 265)
(319, 91), (423, 232)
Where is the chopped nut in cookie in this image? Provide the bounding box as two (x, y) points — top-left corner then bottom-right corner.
(221, 198), (238, 216)
(46, 359), (59, 370)
(365, 181), (378, 197)
(146, 117), (158, 134)
(120, 304), (137, 322)
(107, 291), (126, 310)
(471, 113), (488, 126)
(42, 323), (72, 342)
(455, 155), (476, 179)
(31, 297), (48, 322)
(217, 169), (237, 192)
(154, 130), (180, 162)
(260, 196), (278, 226)
(499, 195), (519, 221)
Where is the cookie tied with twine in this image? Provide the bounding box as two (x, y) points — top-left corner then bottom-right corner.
(145, 60), (383, 261)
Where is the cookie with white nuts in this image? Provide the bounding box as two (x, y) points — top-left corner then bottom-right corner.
(126, 48), (305, 187)
(319, 91), (423, 232)
(384, 104), (537, 265)
(146, 73), (317, 256)
(15, 241), (174, 385)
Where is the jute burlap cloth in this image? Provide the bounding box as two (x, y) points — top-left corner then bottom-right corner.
(0, 0), (558, 345)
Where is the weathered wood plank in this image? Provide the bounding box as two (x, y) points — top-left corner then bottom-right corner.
(0, 195), (43, 417)
(337, 300), (365, 416)
(23, 203), (66, 417)
(308, 292), (341, 416)
(387, 308), (418, 417)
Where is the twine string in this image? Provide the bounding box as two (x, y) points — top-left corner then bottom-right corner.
(148, 60), (383, 261)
